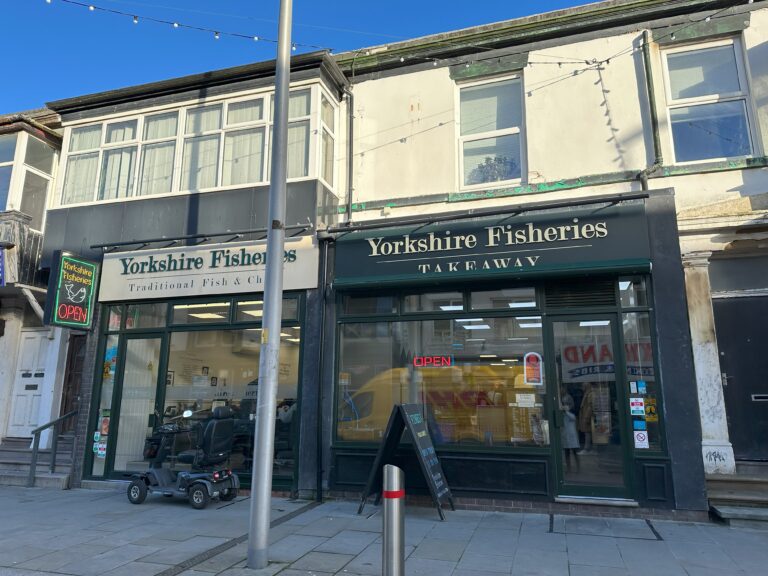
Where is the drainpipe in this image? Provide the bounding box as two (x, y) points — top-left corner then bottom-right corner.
(640, 29), (663, 190)
(343, 87), (354, 223)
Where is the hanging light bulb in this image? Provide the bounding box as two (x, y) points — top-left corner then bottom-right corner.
(172, 22), (179, 28)
(214, 31), (220, 40)
(253, 36), (259, 42)
(133, 15), (138, 24)
(88, 5), (95, 10)
(705, 16), (711, 22)
(292, 43), (297, 51)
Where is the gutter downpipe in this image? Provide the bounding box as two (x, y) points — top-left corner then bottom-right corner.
(640, 29), (663, 190)
(344, 86), (354, 223)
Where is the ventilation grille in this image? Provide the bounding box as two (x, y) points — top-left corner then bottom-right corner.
(544, 279), (617, 308)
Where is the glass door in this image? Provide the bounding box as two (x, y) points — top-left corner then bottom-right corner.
(111, 336), (164, 474)
(549, 316), (630, 498)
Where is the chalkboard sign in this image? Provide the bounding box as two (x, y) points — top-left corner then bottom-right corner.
(358, 404), (455, 520)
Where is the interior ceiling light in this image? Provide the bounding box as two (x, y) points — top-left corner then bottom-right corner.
(188, 313), (225, 319)
(463, 324), (491, 330)
(454, 318), (484, 323)
(580, 320), (610, 327)
(439, 305), (464, 311)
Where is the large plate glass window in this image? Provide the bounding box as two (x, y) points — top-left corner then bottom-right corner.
(663, 39), (754, 162)
(337, 316), (547, 447)
(459, 77), (523, 187)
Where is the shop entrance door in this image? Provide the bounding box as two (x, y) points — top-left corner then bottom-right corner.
(109, 336), (163, 474)
(549, 316), (631, 499)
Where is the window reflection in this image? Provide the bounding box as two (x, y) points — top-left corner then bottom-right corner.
(338, 317), (547, 447)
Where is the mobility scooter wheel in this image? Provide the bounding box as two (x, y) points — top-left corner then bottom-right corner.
(127, 480), (148, 504)
(220, 487), (238, 501)
(188, 483), (210, 509)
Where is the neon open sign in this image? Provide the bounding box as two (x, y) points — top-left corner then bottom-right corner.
(413, 356), (455, 367)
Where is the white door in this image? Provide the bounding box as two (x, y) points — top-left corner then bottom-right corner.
(7, 332), (50, 437)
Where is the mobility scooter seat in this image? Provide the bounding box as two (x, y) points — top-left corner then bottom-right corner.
(177, 406), (235, 468)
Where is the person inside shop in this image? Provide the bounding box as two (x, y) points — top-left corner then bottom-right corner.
(488, 379), (504, 405)
(577, 382), (594, 455)
(560, 386), (580, 471)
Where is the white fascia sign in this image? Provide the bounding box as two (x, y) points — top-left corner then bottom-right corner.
(98, 235), (318, 302)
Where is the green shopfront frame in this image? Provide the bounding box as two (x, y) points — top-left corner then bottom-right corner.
(83, 294), (305, 491)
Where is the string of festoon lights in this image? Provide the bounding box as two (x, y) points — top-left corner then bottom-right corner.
(43, 0), (330, 51)
(44, 0), (758, 95)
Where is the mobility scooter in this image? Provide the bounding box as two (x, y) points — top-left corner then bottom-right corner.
(127, 406), (240, 509)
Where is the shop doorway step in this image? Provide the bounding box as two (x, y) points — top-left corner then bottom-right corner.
(0, 434), (74, 489)
(708, 468), (768, 529)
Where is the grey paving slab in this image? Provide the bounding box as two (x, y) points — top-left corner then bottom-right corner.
(289, 551), (354, 572)
(464, 527), (519, 557)
(667, 540), (741, 572)
(295, 517), (353, 537)
(313, 530), (378, 555)
(478, 512), (525, 530)
(404, 556), (458, 575)
(216, 564), (287, 576)
(410, 537), (466, 562)
(56, 544), (162, 576)
(14, 544), (114, 572)
(0, 546), (52, 567)
(650, 521), (715, 543)
(569, 565), (630, 576)
(456, 550), (514, 573)
(564, 516), (615, 537)
(565, 534), (625, 569)
(512, 548), (569, 576)
(424, 523), (476, 541)
(517, 531), (567, 551)
(137, 536), (230, 566)
(519, 513), (551, 534)
(679, 566), (748, 576)
(273, 570), (334, 576)
(617, 540), (688, 576)
(101, 561), (169, 576)
(267, 535), (328, 563)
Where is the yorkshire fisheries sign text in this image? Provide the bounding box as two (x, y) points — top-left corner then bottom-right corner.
(99, 236), (318, 301)
(334, 203), (650, 285)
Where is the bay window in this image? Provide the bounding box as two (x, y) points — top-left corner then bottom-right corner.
(59, 85), (335, 206)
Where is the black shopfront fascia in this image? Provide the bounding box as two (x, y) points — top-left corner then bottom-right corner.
(82, 292), (307, 491)
(325, 192), (708, 511)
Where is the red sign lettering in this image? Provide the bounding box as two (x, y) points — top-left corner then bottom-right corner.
(413, 356), (453, 367)
(57, 303), (88, 324)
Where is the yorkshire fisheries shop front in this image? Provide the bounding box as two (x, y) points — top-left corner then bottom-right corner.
(82, 234), (319, 492)
(325, 191), (708, 512)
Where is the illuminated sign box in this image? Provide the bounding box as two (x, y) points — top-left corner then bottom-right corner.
(44, 252), (100, 330)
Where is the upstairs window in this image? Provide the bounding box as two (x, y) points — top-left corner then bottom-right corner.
(663, 39), (754, 163)
(459, 77), (523, 188)
(0, 134), (16, 209)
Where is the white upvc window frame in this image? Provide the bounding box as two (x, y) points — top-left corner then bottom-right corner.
(660, 36), (758, 164)
(1, 131), (59, 232)
(56, 81), (326, 208)
(317, 86), (338, 191)
(455, 73), (526, 191)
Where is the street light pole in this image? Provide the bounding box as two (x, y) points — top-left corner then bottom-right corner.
(247, 0), (293, 569)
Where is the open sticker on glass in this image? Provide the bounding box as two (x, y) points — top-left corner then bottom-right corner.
(524, 352), (543, 386)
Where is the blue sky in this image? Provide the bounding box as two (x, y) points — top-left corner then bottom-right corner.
(2, 0), (589, 113)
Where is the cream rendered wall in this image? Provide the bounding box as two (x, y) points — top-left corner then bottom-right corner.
(525, 33), (650, 182)
(350, 68), (456, 203)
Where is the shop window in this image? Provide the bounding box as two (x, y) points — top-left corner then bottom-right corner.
(337, 317), (547, 447)
(622, 312), (661, 451)
(125, 303), (167, 329)
(471, 287), (536, 310)
(619, 277), (649, 308)
(403, 292), (464, 313)
(234, 297), (299, 322)
(459, 77), (523, 187)
(90, 334), (119, 476)
(107, 306), (123, 331)
(663, 39), (753, 162)
(172, 301), (231, 325)
(163, 329), (300, 477)
(342, 295), (397, 316)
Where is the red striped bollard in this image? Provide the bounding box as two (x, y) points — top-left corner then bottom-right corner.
(383, 464), (405, 576)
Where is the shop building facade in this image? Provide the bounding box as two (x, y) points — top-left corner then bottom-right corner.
(21, 0), (768, 510)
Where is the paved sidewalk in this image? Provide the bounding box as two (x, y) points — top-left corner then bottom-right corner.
(1, 486), (768, 576)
